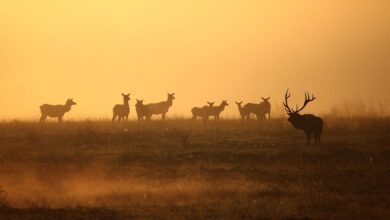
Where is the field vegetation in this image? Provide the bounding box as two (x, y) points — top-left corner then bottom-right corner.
(0, 116), (389, 219)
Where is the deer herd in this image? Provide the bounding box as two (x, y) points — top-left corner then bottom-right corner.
(39, 90), (323, 145)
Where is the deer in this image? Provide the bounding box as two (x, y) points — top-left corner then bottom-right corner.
(208, 100), (229, 120)
(112, 93), (130, 122)
(283, 90), (323, 145)
(235, 101), (250, 120)
(135, 99), (150, 121)
(243, 102), (264, 120)
(40, 98), (76, 124)
(259, 97), (271, 119)
(244, 97), (271, 120)
(144, 93), (175, 120)
(191, 101), (214, 120)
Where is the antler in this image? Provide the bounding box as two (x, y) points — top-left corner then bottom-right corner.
(284, 90), (316, 114)
(283, 89), (293, 114)
(294, 92), (316, 113)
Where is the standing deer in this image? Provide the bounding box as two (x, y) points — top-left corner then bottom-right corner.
(40, 98), (76, 124)
(244, 97), (271, 120)
(244, 102), (263, 120)
(208, 100), (229, 120)
(259, 97), (271, 119)
(135, 99), (150, 121)
(191, 101), (214, 120)
(112, 93), (130, 122)
(235, 101), (250, 120)
(283, 90), (323, 145)
(145, 93), (175, 120)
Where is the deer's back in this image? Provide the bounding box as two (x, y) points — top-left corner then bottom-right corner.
(192, 106), (211, 116)
(244, 103), (261, 113)
(295, 114), (323, 133)
(146, 101), (170, 113)
(40, 104), (66, 116)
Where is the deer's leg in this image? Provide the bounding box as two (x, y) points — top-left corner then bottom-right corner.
(162, 113), (166, 120)
(40, 115), (47, 124)
(314, 133), (321, 145)
(58, 117), (63, 124)
(112, 114), (117, 122)
(305, 132), (312, 145)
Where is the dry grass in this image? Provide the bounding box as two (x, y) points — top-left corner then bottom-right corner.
(0, 118), (389, 219)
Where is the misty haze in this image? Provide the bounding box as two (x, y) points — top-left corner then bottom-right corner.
(0, 1), (389, 219)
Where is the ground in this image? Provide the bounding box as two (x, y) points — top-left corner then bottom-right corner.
(0, 118), (389, 219)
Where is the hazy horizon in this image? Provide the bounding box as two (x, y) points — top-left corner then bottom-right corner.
(1, 1), (389, 119)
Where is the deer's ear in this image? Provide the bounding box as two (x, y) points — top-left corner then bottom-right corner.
(122, 93), (125, 96)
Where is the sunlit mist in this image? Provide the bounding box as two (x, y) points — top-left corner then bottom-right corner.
(1, 0), (389, 119)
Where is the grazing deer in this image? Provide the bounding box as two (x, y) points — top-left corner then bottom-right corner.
(191, 101), (214, 120)
(40, 98), (76, 124)
(112, 93), (130, 122)
(259, 97), (271, 119)
(145, 93), (175, 120)
(283, 90), (323, 145)
(208, 100), (229, 120)
(235, 101), (250, 120)
(135, 99), (150, 121)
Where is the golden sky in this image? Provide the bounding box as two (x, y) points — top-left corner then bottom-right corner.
(1, 0), (389, 119)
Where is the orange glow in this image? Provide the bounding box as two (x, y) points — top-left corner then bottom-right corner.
(1, 1), (389, 119)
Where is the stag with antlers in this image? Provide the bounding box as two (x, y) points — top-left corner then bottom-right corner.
(283, 90), (323, 145)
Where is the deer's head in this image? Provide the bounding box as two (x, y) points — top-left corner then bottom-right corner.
(207, 101), (214, 107)
(122, 93), (130, 102)
(168, 93), (175, 100)
(261, 97), (270, 103)
(235, 101), (243, 107)
(135, 99), (143, 107)
(221, 100), (229, 107)
(283, 90), (316, 123)
(66, 98), (76, 106)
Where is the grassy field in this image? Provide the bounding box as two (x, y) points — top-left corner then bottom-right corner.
(0, 118), (389, 219)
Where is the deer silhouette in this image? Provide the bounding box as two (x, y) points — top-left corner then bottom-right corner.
(40, 98), (76, 124)
(244, 102), (263, 120)
(135, 99), (150, 121)
(235, 101), (250, 120)
(259, 97), (271, 119)
(244, 97), (271, 120)
(144, 93), (175, 120)
(191, 101), (214, 120)
(208, 100), (229, 120)
(283, 90), (323, 145)
(112, 93), (130, 122)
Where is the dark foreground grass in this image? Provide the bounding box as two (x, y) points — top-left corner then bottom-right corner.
(0, 118), (389, 219)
